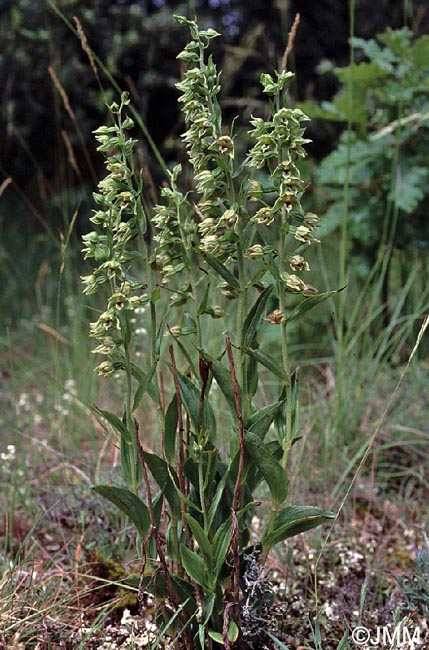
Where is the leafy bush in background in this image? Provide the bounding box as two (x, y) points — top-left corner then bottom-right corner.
(303, 28), (429, 278)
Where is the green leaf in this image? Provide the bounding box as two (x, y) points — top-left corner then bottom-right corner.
(208, 631), (224, 644)
(245, 439), (283, 493)
(245, 399), (285, 440)
(208, 620), (239, 645)
(155, 311), (168, 357)
(180, 543), (211, 590)
(245, 432), (288, 505)
(197, 348), (241, 418)
(92, 485), (150, 538)
(198, 283), (210, 316)
(177, 371), (216, 438)
(143, 452), (181, 518)
(227, 621), (239, 643)
(95, 407), (130, 441)
(207, 468), (230, 529)
(132, 363), (157, 413)
(120, 430), (134, 484)
(177, 372), (200, 431)
(130, 363), (158, 403)
(170, 337), (197, 377)
(411, 34), (429, 68)
(284, 287), (345, 324)
(184, 514), (212, 564)
(209, 359), (237, 415)
(202, 592), (216, 625)
(203, 252), (240, 290)
(241, 285), (273, 348)
(389, 165), (429, 213)
(243, 347), (288, 381)
(163, 393), (178, 463)
(244, 334), (259, 399)
(212, 517), (232, 577)
(262, 505), (336, 549)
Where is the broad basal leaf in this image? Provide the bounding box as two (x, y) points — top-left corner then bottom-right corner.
(92, 485), (150, 538)
(262, 505), (335, 549)
(184, 514), (212, 564)
(143, 452), (181, 518)
(180, 543), (212, 591)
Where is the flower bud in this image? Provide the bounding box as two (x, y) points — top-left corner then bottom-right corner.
(208, 305), (225, 318)
(246, 244), (264, 260)
(222, 209), (239, 228)
(285, 274), (307, 292)
(96, 361), (115, 377)
(168, 326), (182, 338)
(265, 309), (285, 324)
(290, 255), (310, 272)
(198, 217), (216, 235)
(294, 225), (312, 243)
(304, 212), (319, 227)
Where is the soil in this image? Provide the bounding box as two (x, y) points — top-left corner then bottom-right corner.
(1, 480), (428, 650)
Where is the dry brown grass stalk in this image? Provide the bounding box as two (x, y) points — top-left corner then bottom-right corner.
(61, 130), (82, 179)
(281, 13), (301, 72)
(48, 65), (76, 122)
(73, 16), (99, 81)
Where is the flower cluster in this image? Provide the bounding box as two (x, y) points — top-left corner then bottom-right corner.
(151, 165), (193, 282)
(246, 72), (320, 291)
(81, 92), (148, 374)
(174, 16), (238, 260)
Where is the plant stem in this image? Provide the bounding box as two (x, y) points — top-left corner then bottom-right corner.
(225, 334), (245, 629)
(335, 0), (355, 429)
(169, 345), (191, 551)
(278, 228), (293, 470)
(263, 225), (292, 556)
(236, 238), (246, 384)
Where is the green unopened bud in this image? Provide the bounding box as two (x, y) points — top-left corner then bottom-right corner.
(198, 217), (216, 235)
(119, 191), (132, 204)
(168, 326), (182, 338)
(208, 305), (225, 318)
(96, 360), (115, 377)
(222, 209), (239, 228)
(201, 234), (220, 255)
(285, 274), (307, 292)
(294, 225), (312, 243)
(246, 244), (264, 260)
(120, 91), (130, 105)
(219, 282), (238, 300)
(304, 212), (319, 227)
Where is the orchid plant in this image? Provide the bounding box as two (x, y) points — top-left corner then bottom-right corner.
(82, 15), (337, 649)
